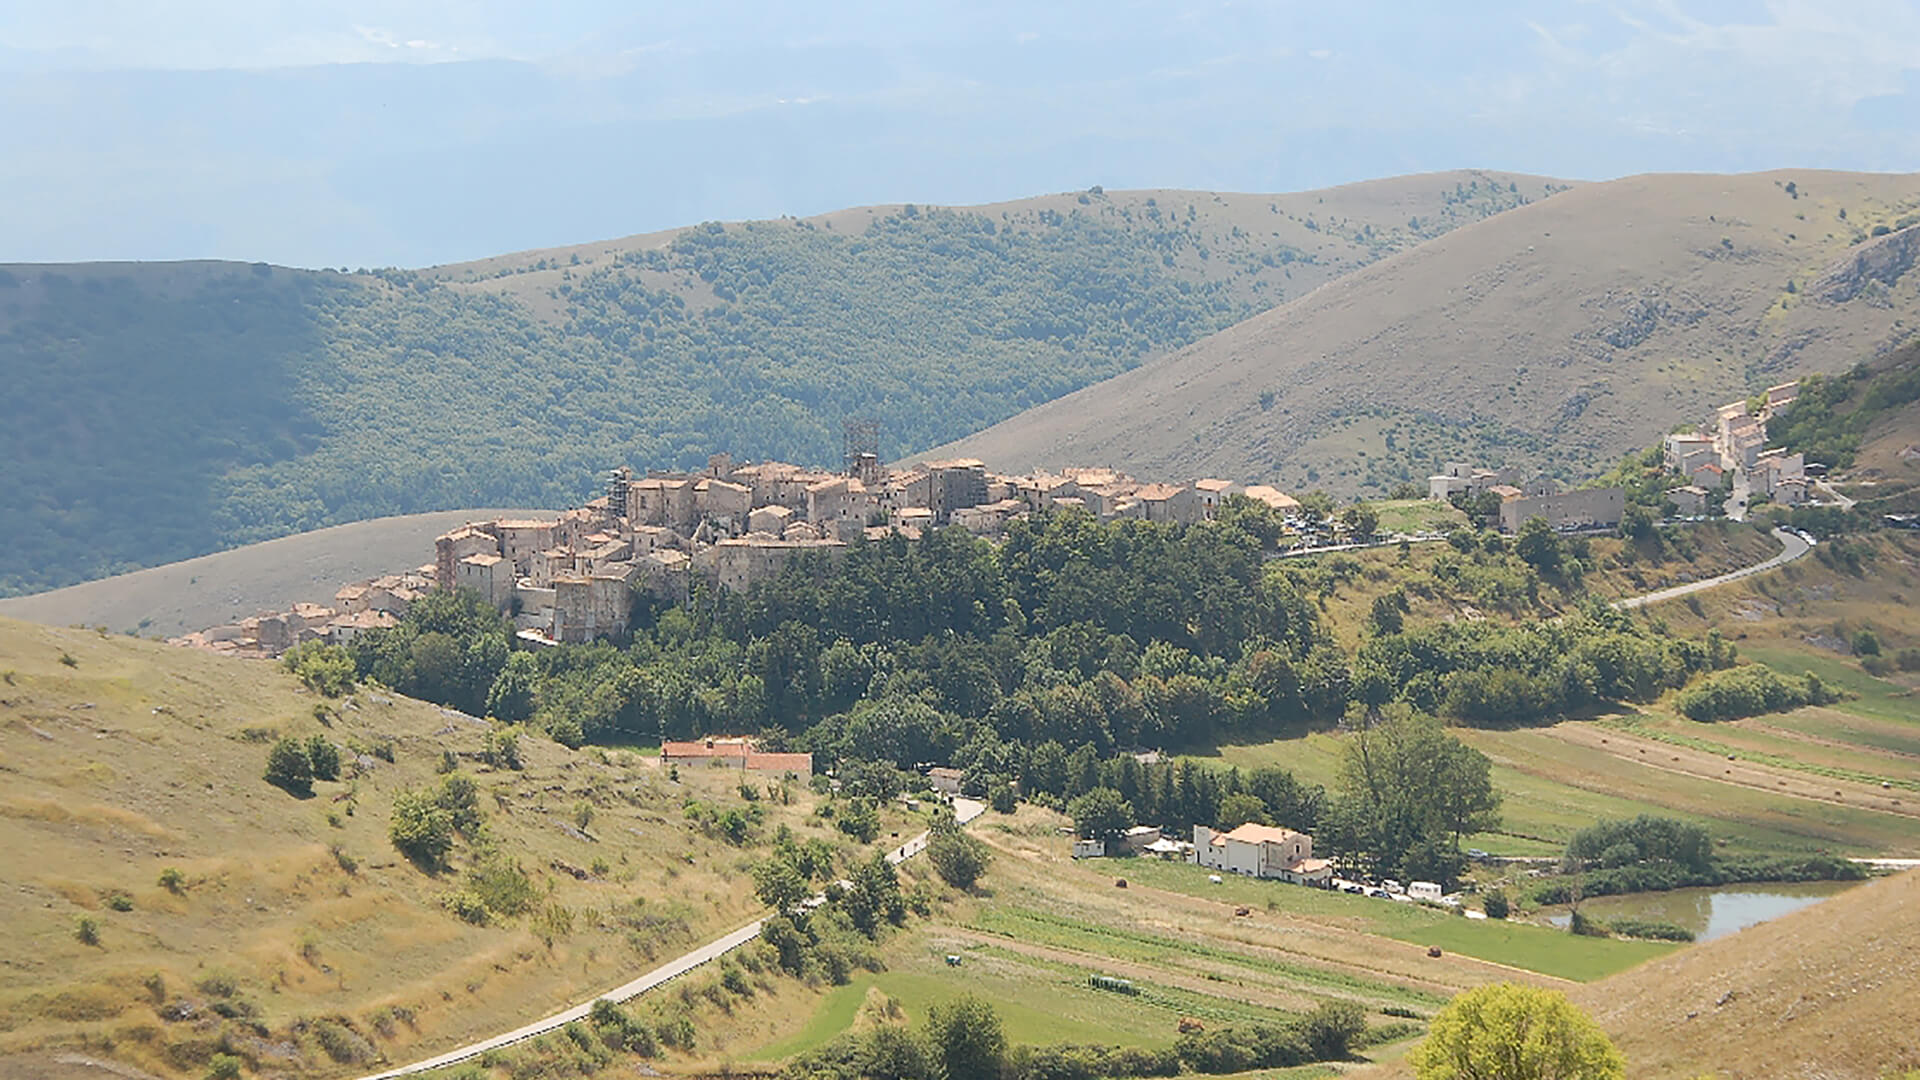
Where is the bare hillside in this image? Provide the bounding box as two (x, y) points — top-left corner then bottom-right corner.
(931, 170), (1920, 493)
(424, 170), (1567, 323)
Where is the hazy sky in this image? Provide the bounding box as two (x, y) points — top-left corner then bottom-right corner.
(6, 1), (1919, 267)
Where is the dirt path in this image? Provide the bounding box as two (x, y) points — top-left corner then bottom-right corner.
(1544, 723), (1919, 820)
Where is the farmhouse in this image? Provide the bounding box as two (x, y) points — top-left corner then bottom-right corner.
(659, 736), (813, 774)
(1190, 823), (1332, 885)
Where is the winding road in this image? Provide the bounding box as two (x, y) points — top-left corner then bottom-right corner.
(1614, 527), (1811, 610)
(357, 798), (985, 1080)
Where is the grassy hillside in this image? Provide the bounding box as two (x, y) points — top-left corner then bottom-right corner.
(0, 171), (1556, 597)
(1570, 867), (1919, 1080)
(934, 170), (1920, 495)
(0, 617), (905, 1079)
(0, 508), (551, 641)
(1768, 335), (1920, 513)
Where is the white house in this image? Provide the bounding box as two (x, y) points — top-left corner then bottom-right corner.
(1408, 881), (1444, 901)
(1190, 823), (1332, 885)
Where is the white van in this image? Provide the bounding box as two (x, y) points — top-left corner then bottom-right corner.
(1408, 881), (1444, 902)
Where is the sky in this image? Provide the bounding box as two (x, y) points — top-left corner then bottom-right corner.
(5, 1), (1920, 268)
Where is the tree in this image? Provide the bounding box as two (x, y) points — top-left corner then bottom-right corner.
(264, 738), (314, 795)
(1068, 786), (1134, 844)
(1483, 889), (1510, 919)
(1217, 791), (1269, 830)
(1341, 503), (1380, 540)
(1327, 707), (1499, 885)
(486, 651), (541, 722)
(306, 735), (341, 782)
(1513, 517), (1563, 577)
(752, 857), (810, 915)
(1410, 983), (1624, 1080)
(859, 1024), (935, 1080)
(390, 789), (455, 870)
(283, 642), (356, 696)
(925, 995), (1006, 1080)
(928, 824), (992, 890)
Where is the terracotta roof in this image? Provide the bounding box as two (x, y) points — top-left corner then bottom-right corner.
(1215, 822), (1309, 846)
(1193, 478), (1234, 493)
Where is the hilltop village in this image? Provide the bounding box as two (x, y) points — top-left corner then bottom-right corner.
(170, 455), (1305, 658)
(169, 380), (1805, 662)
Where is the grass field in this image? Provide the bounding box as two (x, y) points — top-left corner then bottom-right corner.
(0, 617), (903, 1080)
(1367, 499), (1469, 536)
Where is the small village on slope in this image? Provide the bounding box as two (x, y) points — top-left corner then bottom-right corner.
(170, 381), (1813, 662)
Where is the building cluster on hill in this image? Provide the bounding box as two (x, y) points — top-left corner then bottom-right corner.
(168, 569), (434, 659)
(173, 452), (1301, 658)
(1426, 461), (1625, 533)
(1663, 381), (1807, 514)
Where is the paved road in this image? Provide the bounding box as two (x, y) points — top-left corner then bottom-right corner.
(1814, 478), (1857, 510)
(357, 798), (984, 1080)
(1614, 527), (1811, 610)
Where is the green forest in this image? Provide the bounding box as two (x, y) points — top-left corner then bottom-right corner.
(0, 182), (1539, 596)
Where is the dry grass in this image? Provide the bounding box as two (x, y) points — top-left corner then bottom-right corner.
(0, 617), (890, 1079)
(935, 170), (1920, 495)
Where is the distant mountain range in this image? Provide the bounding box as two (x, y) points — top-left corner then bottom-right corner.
(932, 171), (1920, 494)
(0, 170), (1551, 595)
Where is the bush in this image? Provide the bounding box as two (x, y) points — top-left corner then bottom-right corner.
(442, 889), (489, 924)
(306, 735), (341, 781)
(1568, 910), (1608, 937)
(928, 826), (992, 890)
(75, 916), (99, 946)
(1411, 984), (1623, 1079)
(283, 642), (356, 696)
(105, 891), (133, 912)
(390, 789), (455, 869)
(467, 856), (537, 917)
(264, 738), (314, 795)
(204, 1054), (243, 1080)
(1606, 918), (1695, 942)
(1672, 663), (1841, 722)
(1482, 889), (1509, 919)
(158, 867), (186, 893)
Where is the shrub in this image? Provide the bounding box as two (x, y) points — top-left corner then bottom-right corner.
(990, 783), (1017, 814)
(1483, 889), (1509, 919)
(307, 735), (341, 781)
(467, 856), (537, 917)
(105, 891), (134, 912)
(75, 916), (99, 946)
(1672, 663), (1841, 722)
(1606, 918), (1694, 942)
(157, 867), (186, 894)
(442, 890), (489, 925)
(928, 826), (993, 891)
(283, 642), (355, 696)
(390, 789), (455, 869)
(204, 1054), (243, 1080)
(264, 738), (314, 795)
(1568, 910), (1608, 937)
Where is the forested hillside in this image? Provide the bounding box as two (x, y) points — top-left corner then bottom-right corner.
(0, 172), (1554, 596)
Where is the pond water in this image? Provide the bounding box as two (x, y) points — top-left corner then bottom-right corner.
(1544, 880), (1861, 942)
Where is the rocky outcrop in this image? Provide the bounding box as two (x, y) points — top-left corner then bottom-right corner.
(1813, 225), (1920, 303)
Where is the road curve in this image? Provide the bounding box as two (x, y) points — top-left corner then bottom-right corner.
(357, 798), (985, 1080)
(1614, 527), (1811, 610)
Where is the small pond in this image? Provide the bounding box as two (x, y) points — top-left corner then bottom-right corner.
(1544, 880), (1861, 942)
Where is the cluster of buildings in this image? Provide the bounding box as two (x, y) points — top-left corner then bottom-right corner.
(426, 454), (1305, 649)
(1070, 821), (1334, 887)
(167, 570), (431, 658)
(1663, 381), (1809, 514)
(1428, 462), (1625, 533)
(172, 451), (1304, 658)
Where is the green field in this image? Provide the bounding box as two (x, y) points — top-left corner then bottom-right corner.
(1369, 498), (1470, 535)
(745, 931), (1313, 1061)
(1104, 860), (1674, 982)
(1207, 713), (1917, 858)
